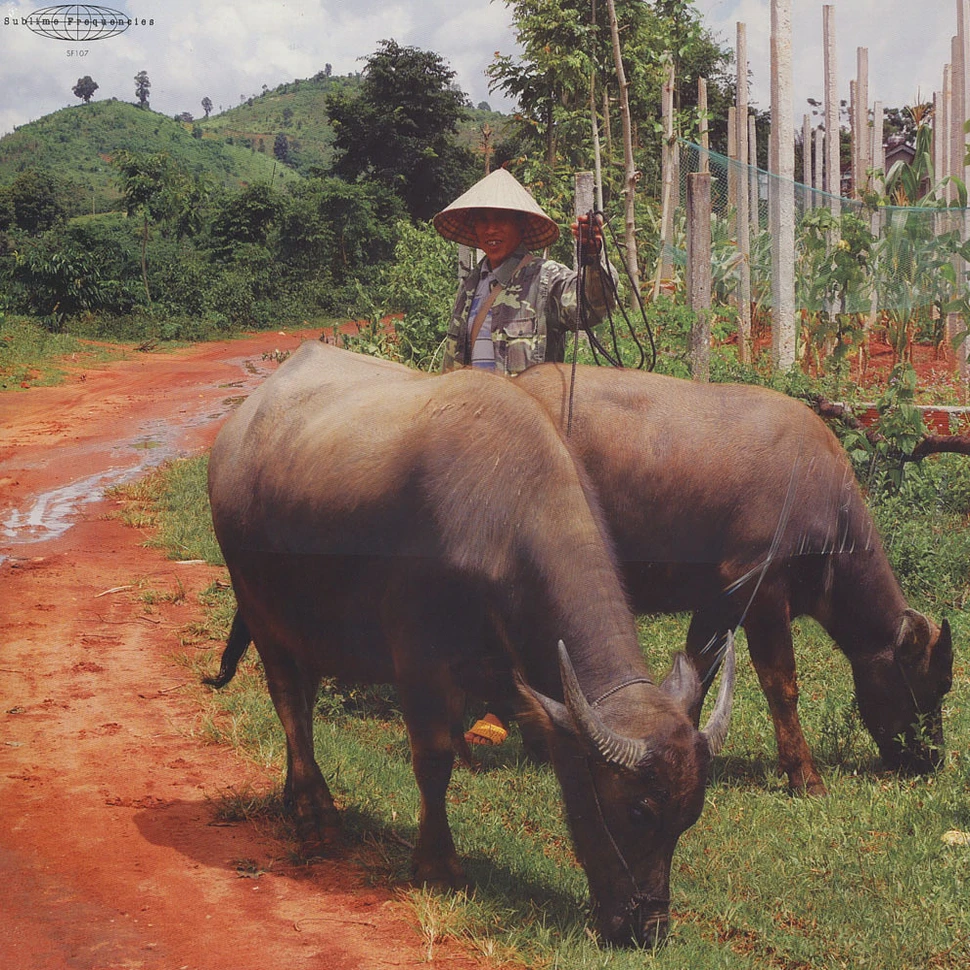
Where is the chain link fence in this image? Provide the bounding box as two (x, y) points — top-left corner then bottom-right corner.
(671, 141), (970, 366)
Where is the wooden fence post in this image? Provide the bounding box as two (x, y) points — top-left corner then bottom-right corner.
(687, 172), (712, 383)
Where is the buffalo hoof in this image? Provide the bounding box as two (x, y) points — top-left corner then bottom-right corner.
(788, 775), (828, 797)
(288, 791), (342, 854)
(411, 854), (467, 891)
(296, 823), (343, 859)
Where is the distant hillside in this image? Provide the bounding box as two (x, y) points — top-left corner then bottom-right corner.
(0, 99), (300, 212)
(199, 71), (359, 175)
(0, 74), (514, 214)
(202, 71), (512, 176)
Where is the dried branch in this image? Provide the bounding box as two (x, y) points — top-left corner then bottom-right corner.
(811, 395), (970, 463)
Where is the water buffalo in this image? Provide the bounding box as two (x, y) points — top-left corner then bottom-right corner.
(515, 363), (953, 795)
(205, 342), (734, 946)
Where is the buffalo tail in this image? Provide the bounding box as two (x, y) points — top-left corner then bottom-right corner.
(202, 610), (251, 688)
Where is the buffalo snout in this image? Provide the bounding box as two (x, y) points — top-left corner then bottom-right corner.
(598, 897), (670, 948)
(880, 710), (946, 775)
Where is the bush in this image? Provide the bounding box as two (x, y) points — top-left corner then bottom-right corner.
(376, 220), (458, 368)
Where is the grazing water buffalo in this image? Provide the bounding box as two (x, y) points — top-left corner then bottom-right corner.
(515, 363), (953, 795)
(205, 342), (734, 946)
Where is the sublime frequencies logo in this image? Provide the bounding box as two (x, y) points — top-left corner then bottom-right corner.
(16, 5), (152, 42)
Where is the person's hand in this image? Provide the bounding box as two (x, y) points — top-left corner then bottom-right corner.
(571, 213), (604, 265)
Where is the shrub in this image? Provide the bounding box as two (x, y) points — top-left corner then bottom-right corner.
(354, 219), (458, 369)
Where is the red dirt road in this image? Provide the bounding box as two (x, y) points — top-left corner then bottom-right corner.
(0, 333), (488, 970)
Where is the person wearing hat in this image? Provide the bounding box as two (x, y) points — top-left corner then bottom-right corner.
(434, 169), (617, 747)
(433, 167), (616, 378)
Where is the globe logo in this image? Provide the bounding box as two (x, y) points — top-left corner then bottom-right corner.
(26, 5), (130, 42)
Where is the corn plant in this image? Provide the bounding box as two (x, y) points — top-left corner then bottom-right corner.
(794, 207), (874, 386)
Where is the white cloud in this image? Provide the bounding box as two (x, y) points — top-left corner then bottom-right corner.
(693, 0), (960, 120)
(0, 0), (519, 134)
(3, 0), (963, 138)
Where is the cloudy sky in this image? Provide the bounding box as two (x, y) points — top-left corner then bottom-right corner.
(693, 1), (960, 116)
(0, 0), (964, 138)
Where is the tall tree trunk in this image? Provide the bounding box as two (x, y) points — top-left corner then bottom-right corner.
(604, 0), (640, 303)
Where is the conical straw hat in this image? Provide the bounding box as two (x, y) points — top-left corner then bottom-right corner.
(433, 168), (560, 249)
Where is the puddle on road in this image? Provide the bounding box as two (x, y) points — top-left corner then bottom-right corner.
(3, 414), (218, 559)
(1, 352), (268, 562)
(3, 469), (133, 545)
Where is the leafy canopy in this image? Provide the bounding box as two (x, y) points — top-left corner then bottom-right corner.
(327, 39), (476, 220)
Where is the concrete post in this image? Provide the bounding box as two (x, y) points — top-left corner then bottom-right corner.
(823, 5), (840, 211)
(736, 22), (752, 364)
(955, 0), (970, 380)
(698, 77), (710, 171)
(802, 114), (812, 201)
(749, 113), (760, 233)
(856, 47), (870, 195)
(574, 171), (595, 271)
(770, 0), (796, 371)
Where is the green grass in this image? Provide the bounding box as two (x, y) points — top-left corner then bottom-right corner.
(121, 455), (970, 969)
(0, 315), (124, 390)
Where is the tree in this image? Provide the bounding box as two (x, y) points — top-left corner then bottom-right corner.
(273, 133), (290, 164)
(113, 151), (183, 301)
(7, 170), (66, 234)
(488, 0), (731, 176)
(134, 71), (151, 109)
(487, 0), (598, 169)
(201, 96), (213, 118)
(277, 176), (403, 284)
(72, 75), (98, 103)
(14, 242), (109, 330)
(209, 184), (283, 253)
(327, 39), (475, 220)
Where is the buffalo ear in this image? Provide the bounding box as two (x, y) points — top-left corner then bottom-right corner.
(660, 651), (703, 713)
(515, 671), (574, 736)
(894, 609), (932, 670)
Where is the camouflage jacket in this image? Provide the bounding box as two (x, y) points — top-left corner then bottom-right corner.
(440, 247), (617, 377)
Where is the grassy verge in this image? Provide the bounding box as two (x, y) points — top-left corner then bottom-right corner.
(0, 315), (126, 390)
(116, 456), (970, 969)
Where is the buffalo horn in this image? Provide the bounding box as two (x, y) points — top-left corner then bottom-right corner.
(557, 641), (653, 771)
(699, 631), (736, 757)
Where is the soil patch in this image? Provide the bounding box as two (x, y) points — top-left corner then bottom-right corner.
(0, 331), (490, 970)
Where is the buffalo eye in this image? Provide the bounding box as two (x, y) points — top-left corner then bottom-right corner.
(628, 799), (655, 826)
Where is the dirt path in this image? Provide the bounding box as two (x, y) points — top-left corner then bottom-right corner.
(0, 332), (488, 970)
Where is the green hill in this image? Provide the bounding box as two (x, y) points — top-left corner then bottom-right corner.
(0, 99), (300, 212)
(0, 72), (513, 216)
(199, 71), (511, 175)
(199, 70), (359, 175)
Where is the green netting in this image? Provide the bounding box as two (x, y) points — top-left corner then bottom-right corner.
(671, 141), (970, 330)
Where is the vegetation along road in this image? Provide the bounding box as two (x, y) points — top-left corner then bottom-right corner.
(0, 331), (491, 970)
